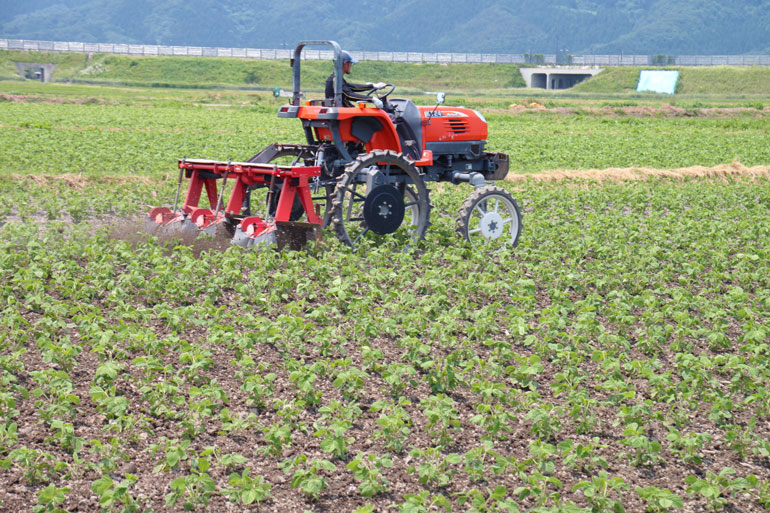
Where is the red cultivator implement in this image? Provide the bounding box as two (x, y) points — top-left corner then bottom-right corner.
(147, 158), (322, 249)
(147, 40), (522, 251)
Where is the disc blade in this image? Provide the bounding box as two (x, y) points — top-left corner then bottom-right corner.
(248, 229), (277, 249)
(231, 227), (253, 248)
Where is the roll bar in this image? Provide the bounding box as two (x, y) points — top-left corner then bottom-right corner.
(291, 40), (343, 107)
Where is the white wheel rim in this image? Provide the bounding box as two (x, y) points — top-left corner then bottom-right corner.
(468, 194), (519, 245)
(479, 211), (505, 238)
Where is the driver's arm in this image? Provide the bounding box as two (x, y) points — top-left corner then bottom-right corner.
(347, 80), (371, 92)
(341, 80), (372, 106)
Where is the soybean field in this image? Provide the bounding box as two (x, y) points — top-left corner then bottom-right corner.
(1, 82), (769, 512)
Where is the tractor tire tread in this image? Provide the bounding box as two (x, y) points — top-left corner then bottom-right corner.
(331, 150), (431, 248)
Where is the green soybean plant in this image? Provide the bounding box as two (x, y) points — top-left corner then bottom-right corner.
(32, 484), (69, 513)
(620, 423), (662, 466)
(685, 467), (749, 511)
(393, 490), (452, 513)
(573, 472), (629, 513)
(8, 447), (66, 485)
(314, 420), (354, 460)
(635, 486), (683, 513)
(525, 403), (564, 441)
(164, 450), (217, 510)
(347, 452), (392, 497)
(370, 397), (412, 453)
(148, 438), (191, 474)
(91, 473), (146, 512)
(280, 454), (336, 500)
(420, 394), (461, 446)
(454, 486), (520, 513)
(407, 447), (462, 488)
(558, 438), (608, 472)
(666, 428), (711, 465)
(223, 468), (272, 506)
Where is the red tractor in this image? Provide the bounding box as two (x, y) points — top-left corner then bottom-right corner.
(147, 40), (521, 250)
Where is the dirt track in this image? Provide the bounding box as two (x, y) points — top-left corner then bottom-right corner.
(505, 103), (770, 117)
(505, 161), (770, 182)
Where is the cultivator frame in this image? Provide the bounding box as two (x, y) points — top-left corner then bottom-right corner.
(147, 158), (322, 249)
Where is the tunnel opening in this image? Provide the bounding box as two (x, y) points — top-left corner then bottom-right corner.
(520, 68), (603, 90)
(549, 73), (592, 89)
(532, 73), (547, 89)
(13, 62), (56, 82)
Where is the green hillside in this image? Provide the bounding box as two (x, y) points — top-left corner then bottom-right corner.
(0, 51), (89, 80)
(2, 0), (770, 56)
(6, 49), (770, 97)
(0, 50), (525, 91)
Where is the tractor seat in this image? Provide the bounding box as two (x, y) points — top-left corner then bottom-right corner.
(388, 98), (423, 160)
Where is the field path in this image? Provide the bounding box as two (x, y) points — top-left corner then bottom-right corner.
(506, 161), (770, 182)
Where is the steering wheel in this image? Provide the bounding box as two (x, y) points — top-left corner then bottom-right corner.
(370, 83), (395, 99)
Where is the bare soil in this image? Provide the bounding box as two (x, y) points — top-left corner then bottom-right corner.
(505, 161), (770, 182)
(0, 94), (109, 105)
(505, 103), (770, 117)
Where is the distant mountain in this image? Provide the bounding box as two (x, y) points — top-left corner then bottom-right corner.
(1, 0), (768, 56)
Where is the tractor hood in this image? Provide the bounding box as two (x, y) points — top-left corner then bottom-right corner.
(419, 106), (488, 143)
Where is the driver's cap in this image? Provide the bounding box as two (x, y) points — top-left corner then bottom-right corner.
(340, 50), (358, 64)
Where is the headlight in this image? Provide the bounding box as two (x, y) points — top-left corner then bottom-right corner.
(472, 109), (487, 123)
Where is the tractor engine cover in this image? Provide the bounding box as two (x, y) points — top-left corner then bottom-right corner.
(364, 185), (405, 235)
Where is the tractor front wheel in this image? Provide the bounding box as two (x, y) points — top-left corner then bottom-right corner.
(331, 150), (431, 248)
(456, 185), (522, 250)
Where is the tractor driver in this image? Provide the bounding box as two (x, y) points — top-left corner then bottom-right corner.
(325, 50), (386, 108)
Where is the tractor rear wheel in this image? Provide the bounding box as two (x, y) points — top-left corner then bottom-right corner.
(331, 150), (431, 248)
(456, 185), (522, 250)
